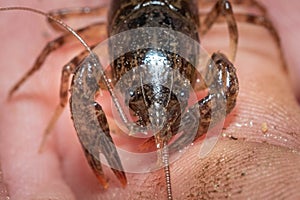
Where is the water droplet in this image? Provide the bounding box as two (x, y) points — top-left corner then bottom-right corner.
(249, 120), (254, 127)
(235, 123), (242, 127)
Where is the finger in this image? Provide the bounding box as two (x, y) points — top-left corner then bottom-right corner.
(171, 5), (300, 199)
(0, 1), (99, 199)
(0, 100), (76, 200)
(259, 0), (300, 101)
(1, 0), (300, 199)
(231, 14), (300, 150)
(201, 9), (300, 150)
(172, 139), (300, 199)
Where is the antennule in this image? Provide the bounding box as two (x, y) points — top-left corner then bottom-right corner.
(0, 6), (92, 54)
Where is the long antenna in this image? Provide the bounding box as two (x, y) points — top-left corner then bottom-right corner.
(162, 142), (173, 200)
(0, 7), (92, 54)
(1, 6), (137, 133)
(0, 6), (140, 133)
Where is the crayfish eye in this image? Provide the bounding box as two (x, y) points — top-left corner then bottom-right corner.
(180, 90), (186, 97)
(129, 90), (135, 97)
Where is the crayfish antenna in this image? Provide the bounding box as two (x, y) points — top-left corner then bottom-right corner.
(0, 7), (93, 53)
(155, 133), (173, 200)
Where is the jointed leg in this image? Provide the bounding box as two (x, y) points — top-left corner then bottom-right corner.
(47, 6), (108, 31)
(8, 22), (106, 98)
(202, 12), (286, 68)
(199, 1), (285, 68)
(228, 0), (266, 14)
(198, 0), (266, 14)
(200, 0), (238, 62)
(200, 13), (280, 46)
(233, 13), (286, 68)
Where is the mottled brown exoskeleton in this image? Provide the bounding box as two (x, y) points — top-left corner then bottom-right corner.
(6, 0), (283, 199)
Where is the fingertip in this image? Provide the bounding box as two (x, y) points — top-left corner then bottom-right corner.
(259, 0), (300, 102)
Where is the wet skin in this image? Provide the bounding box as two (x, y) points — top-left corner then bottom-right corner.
(0, 0), (300, 199)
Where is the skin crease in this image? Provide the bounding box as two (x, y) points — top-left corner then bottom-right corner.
(0, 0), (300, 199)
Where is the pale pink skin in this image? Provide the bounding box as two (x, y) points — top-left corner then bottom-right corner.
(0, 0), (300, 199)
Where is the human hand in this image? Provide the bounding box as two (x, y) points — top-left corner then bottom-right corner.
(0, 0), (299, 199)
